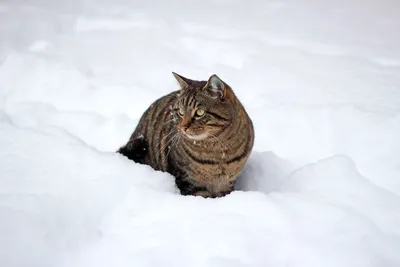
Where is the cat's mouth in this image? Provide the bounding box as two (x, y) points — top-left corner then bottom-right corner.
(183, 132), (209, 141)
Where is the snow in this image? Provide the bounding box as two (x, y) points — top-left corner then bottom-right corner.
(1, 0), (400, 266)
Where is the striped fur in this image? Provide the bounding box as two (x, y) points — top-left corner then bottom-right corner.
(118, 73), (254, 198)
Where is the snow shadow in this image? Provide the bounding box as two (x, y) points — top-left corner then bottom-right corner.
(236, 151), (296, 193)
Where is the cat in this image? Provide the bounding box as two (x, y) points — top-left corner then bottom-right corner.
(117, 72), (254, 198)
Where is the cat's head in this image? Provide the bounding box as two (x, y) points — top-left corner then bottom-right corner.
(171, 72), (236, 141)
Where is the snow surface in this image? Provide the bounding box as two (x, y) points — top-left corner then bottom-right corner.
(1, 0), (400, 266)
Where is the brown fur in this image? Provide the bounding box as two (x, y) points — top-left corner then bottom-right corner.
(118, 73), (254, 198)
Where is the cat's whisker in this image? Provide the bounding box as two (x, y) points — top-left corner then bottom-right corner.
(167, 134), (180, 158)
(208, 132), (230, 151)
(160, 133), (178, 156)
(154, 130), (178, 159)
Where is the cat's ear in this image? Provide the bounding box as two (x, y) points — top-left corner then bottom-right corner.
(172, 72), (191, 91)
(203, 74), (226, 99)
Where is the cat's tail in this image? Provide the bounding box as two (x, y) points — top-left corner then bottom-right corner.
(116, 134), (148, 163)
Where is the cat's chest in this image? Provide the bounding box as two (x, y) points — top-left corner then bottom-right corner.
(171, 144), (236, 176)
(184, 143), (229, 164)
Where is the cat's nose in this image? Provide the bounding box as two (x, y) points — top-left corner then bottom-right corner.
(180, 125), (189, 132)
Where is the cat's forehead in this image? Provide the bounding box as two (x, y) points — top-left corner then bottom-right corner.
(181, 81), (207, 94)
(178, 81), (205, 96)
(192, 80), (208, 88)
(177, 90), (198, 106)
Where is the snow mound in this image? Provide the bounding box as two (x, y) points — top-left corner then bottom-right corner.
(59, 154), (400, 267)
(1, 0), (400, 266)
(0, 120), (175, 267)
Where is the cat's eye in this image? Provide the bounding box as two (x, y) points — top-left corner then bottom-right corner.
(195, 108), (205, 117)
(178, 107), (184, 116)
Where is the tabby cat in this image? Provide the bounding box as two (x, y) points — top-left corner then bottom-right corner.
(117, 73), (254, 198)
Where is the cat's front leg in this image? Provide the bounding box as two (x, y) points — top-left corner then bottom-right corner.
(192, 188), (233, 198)
(192, 190), (213, 198)
(174, 176), (211, 197)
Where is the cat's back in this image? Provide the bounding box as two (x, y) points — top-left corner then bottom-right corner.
(131, 90), (179, 170)
(137, 90), (178, 132)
